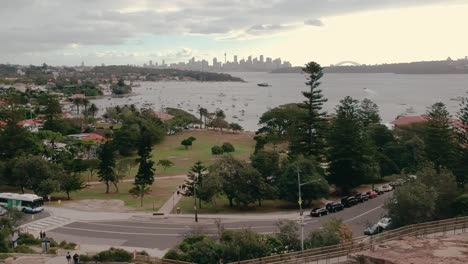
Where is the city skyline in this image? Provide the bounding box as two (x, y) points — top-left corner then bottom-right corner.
(141, 54), (292, 72)
(1, 1), (467, 66)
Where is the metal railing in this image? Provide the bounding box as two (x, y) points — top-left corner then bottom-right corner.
(230, 216), (468, 264)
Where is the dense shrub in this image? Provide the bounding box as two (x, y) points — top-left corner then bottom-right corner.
(17, 233), (40, 245)
(211, 146), (224, 155)
(93, 247), (132, 262)
(14, 245), (35, 253)
(452, 193), (468, 216)
(221, 142), (235, 153)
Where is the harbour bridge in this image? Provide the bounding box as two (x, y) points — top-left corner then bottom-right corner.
(333, 61), (361, 66)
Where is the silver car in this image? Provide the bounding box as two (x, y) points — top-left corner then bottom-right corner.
(0, 206), (7, 216)
(364, 217), (392, 235)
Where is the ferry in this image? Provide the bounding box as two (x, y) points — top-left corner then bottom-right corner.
(257, 83), (270, 87)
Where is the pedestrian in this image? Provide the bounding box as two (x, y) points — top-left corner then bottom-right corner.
(73, 253), (79, 264)
(43, 231), (46, 238)
(39, 231), (43, 239)
(66, 252), (71, 264)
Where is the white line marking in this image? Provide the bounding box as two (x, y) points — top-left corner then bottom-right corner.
(344, 205), (384, 223)
(57, 226), (183, 236)
(72, 221), (277, 231)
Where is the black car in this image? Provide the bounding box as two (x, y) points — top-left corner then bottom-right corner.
(341, 196), (358, 207)
(354, 193), (369, 203)
(325, 202), (344, 213)
(310, 207), (328, 217)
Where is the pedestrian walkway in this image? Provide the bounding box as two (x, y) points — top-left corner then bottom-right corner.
(19, 216), (72, 237)
(157, 189), (184, 215)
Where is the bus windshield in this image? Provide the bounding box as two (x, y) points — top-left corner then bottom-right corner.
(32, 199), (44, 209)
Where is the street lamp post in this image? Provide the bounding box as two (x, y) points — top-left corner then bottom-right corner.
(194, 173), (198, 223)
(297, 169), (322, 253)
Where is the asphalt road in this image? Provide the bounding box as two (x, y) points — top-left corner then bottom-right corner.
(48, 191), (392, 250)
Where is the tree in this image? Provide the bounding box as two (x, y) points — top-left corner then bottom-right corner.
(221, 142), (235, 153)
(0, 121), (43, 159)
(328, 96), (380, 192)
(290, 62), (328, 157)
(456, 93), (468, 147)
(359, 98), (381, 127)
(275, 220), (300, 252)
(82, 159), (100, 183)
(88, 103), (99, 118)
(211, 156), (269, 207)
(183, 161), (208, 208)
(129, 184), (151, 207)
(425, 102), (458, 171)
(276, 157), (329, 205)
(82, 98), (90, 118)
(43, 95), (62, 120)
(57, 172), (85, 200)
(250, 150), (280, 180)
(132, 130), (156, 206)
(417, 163), (459, 218)
(211, 146), (224, 155)
(97, 142), (117, 194)
(198, 107), (208, 128)
(257, 103), (306, 146)
(10, 155), (58, 194)
(70, 98), (82, 116)
(386, 181), (437, 228)
(181, 137), (196, 150)
(157, 159), (174, 171)
(36, 178), (59, 198)
(229, 123), (243, 133)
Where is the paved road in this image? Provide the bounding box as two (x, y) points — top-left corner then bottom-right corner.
(47, 191), (392, 252)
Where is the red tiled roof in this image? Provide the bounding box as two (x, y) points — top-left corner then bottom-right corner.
(81, 133), (108, 144)
(70, 94), (86, 99)
(0, 120), (6, 126)
(0, 100), (7, 105)
(391, 115), (428, 126)
(17, 118), (44, 126)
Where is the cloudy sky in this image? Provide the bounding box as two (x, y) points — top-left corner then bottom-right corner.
(1, 0), (467, 66)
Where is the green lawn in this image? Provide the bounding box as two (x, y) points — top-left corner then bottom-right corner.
(151, 130), (256, 176)
(53, 177), (185, 211)
(176, 195), (300, 214)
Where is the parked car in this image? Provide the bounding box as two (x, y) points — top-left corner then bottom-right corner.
(374, 188), (384, 195)
(310, 207), (329, 217)
(325, 202), (344, 213)
(354, 193), (369, 203)
(341, 196), (358, 207)
(381, 185), (393, 192)
(389, 179), (405, 188)
(366, 191), (379, 198)
(364, 217), (392, 235)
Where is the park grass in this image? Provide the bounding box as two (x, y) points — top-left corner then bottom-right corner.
(79, 130), (255, 182)
(176, 195), (299, 214)
(54, 177), (185, 211)
(152, 129), (255, 176)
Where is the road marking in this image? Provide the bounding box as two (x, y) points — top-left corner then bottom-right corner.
(74, 222), (192, 230)
(57, 226), (184, 236)
(344, 205), (384, 223)
(72, 221), (277, 231)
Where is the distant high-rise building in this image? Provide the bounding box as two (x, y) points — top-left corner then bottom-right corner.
(81, 61), (84, 67)
(149, 60), (153, 66)
(213, 57), (218, 66)
(234, 55), (238, 63)
(260, 55), (264, 63)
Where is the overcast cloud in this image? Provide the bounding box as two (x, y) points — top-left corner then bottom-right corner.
(0, 0), (461, 63)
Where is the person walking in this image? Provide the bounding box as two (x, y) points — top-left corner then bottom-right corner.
(72, 253), (79, 264)
(66, 252), (71, 263)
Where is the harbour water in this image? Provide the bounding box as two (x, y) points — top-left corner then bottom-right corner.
(91, 72), (468, 131)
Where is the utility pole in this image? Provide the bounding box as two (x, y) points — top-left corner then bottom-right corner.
(194, 173), (198, 223)
(297, 169), (304, 252)
(297, 168), (322, 253)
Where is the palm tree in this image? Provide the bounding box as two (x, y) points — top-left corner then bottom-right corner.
(199, 107), (208, 128)
(71, 98), (82, 116)
(82, 98), (90, 118)
(88, 103), (99, 118)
